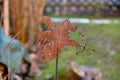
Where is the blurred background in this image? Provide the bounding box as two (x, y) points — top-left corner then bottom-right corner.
(44, 0), (120, 17)
(0, 0), (120, 80)
(39, 0), (120, 80)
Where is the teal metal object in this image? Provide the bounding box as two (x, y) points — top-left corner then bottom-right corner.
(0, 27), (30, 76)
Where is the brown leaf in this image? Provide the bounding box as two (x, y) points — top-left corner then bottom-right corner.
(36, 16), (79, 62)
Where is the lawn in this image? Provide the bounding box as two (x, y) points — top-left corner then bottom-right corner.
(36, 21), (120, 80)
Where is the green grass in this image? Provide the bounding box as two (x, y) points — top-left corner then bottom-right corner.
(36, 23), (120, 80)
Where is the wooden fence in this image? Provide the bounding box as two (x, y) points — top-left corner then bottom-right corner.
(44, 0), (120, 17)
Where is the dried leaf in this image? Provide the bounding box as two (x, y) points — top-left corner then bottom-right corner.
(35, 16), (79, 62)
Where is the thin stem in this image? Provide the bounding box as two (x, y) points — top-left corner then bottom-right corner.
(0, 22), (27, 54)
(76, 33), (95, 54)
(55, 52), (58, 80)
(4, 0), (10, 36)
(8, 44), (10, 80)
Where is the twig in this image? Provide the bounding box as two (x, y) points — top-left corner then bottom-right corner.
(76, 45), (95, 54)
(76, 33), (86, 55)
(0, 23), (27, 54)
(8, 44), (10, 80)
(76, 33), (95, 54)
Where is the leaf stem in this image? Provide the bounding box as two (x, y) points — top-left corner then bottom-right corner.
(55, 52), (58, 80)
